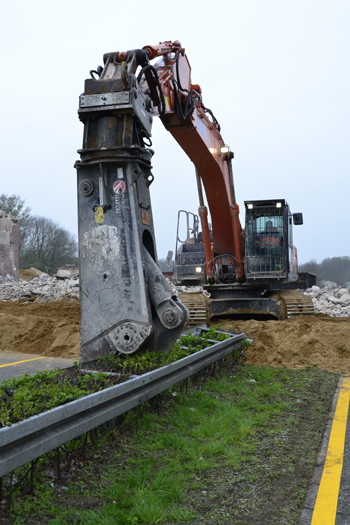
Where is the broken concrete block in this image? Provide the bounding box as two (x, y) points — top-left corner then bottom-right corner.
(0, 210), (19, 279)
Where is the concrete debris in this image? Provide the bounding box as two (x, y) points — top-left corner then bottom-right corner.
(0, 274), (14, 281)
(0, 209), (19, 279)
(1, 268), (207, 304)
(172, 284), (211, 298)
(319, 280), (338, 289)
(163, 280), (210, 301)
(54, 265), (79, 280)
(304, 285), (350, 317)
(0, 267), (79, 302)
(4, 265), (348, 319)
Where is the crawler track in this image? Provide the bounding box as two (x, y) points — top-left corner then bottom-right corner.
(178, 292), (208, 325)
(278, 289), (315, 318)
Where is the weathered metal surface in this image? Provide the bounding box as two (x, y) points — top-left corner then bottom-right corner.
(0, 332), (247, 479)
(76, 56), (187, 362)
(77, 160), (154, 361)
(208, 296), (285, 320)
(80, 92), (130, 108)
(143, 248), (188, 331)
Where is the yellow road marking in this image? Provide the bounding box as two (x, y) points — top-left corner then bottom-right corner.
(0, 356), (47, 368)
(311, 377), (350, 524)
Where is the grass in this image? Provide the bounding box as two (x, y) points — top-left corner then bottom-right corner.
(1, 362), (340, 525)
(0, 368), (124, 427)
(0, 326), (235, 427)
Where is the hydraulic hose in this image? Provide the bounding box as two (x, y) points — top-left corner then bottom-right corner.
(174, 48), (220, 130)
(137, 64), (166, 117)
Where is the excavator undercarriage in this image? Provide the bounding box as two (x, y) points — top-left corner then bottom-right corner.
(176, 286), (315, 325)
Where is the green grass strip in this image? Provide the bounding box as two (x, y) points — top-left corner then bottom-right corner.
(7, 364), (339, 525)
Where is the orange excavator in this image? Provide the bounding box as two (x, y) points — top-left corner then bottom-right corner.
(76, 40), (315, 363)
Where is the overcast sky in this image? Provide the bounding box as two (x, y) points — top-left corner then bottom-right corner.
(1, 0), (349, 264)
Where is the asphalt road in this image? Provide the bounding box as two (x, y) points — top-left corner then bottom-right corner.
(300, 376), (350, 525)
(0, 351), (74, 381)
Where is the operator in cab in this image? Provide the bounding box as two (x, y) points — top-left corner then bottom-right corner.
(254, 220), (282, 251)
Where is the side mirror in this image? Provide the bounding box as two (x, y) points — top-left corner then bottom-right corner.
(166, 250), (173, 266)
(293, 213), (303, 225)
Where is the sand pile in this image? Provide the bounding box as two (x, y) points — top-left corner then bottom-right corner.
(1, 297), (349, 374)
(0, 300), (80, 359)
(217, 315), (350, 374)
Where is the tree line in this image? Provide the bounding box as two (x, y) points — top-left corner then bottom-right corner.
(299, 257), (350, 287)
(3, 193), (348, 285)
(0, 194), (77, 274)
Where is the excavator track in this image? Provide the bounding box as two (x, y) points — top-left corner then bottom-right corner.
(178, 289), (315, 324)
(177, 292), (208, 326)
(278, 290), (315, 318)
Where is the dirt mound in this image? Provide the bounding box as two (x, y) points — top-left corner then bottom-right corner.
(216, 315), (350, 374)
(2, 298), (350, 374)
(0, 300), (80, 359)
(19, 268), (47, 281)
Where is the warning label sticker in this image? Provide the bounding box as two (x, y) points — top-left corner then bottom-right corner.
(113, 181), (126, 194)
(94, 206), (104, 224)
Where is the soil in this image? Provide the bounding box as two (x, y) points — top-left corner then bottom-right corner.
(1, 298), (350, 374)
(0, 300), (80, 360)
(216, 315), (350, 374)
(18, 268), (47, 281)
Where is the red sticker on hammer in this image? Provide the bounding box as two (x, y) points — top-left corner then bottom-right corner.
(113, 181), (126, 194)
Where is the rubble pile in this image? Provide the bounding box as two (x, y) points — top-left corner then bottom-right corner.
(0, 267), (79, 302)
(1, 268), (205, 303)
(304, 285), (350, 317)
(170, 283), (211, 298)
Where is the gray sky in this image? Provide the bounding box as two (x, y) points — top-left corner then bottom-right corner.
(1, 0), (349, 264)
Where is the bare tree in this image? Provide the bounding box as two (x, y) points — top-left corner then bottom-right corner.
(20, 216), (78, 274)
(0, 194), (77, 274)
(0, 194), (33, 249)
(299, 257), (350, 287)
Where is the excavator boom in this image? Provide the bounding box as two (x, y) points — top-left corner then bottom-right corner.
(137, 42), (244, 276)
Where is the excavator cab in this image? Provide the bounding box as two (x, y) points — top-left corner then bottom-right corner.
(244, 200), (301, 284)
(173, 210), (207, 286)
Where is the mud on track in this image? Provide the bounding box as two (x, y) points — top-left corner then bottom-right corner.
(1, 299), (350, 374)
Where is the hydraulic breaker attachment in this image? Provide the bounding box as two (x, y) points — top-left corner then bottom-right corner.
(76, 49), (188, 363)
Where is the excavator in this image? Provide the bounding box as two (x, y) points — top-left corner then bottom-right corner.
(76, 40), (315, 363)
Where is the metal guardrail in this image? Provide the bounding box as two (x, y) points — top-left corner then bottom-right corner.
(0, 332), (247, 478)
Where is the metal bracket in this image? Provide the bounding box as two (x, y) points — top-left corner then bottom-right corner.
(80, 92), (130, 108)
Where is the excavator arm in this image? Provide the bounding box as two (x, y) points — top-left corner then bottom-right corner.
(76, 41), (243, 363)
(137, 41), (244, 278)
